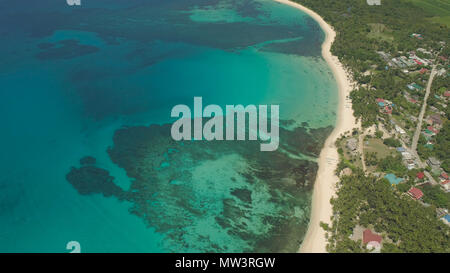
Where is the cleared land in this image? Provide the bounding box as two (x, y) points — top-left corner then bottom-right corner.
(404, 0), (450, 27)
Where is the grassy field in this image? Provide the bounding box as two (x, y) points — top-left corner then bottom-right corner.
(368, 23), (394, 42)
(364, 138), (396, 159)
(404, 0), (450, 27)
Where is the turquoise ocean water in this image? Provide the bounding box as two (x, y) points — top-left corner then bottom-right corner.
(0, 0), (337, 252)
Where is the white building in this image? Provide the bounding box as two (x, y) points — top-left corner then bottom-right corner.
(395, 125), (406, 134)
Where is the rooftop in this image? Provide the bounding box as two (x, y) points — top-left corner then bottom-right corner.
(408, 187), (424, 200)
(363, 229), (382, 244)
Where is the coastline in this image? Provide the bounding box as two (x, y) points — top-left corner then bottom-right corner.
(273, 0), (358, 253)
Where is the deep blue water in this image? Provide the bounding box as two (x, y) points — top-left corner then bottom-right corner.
(0, 0), (337, 252)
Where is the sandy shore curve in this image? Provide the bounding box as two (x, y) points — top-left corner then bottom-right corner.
(273, 0), (357, 253)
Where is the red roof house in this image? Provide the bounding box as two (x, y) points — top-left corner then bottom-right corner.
(445, 91), (450, 97)
(416, 172), (425, 179)
(441, 172), (449, 180)
(408, 187), (424, 200)
(376, 98), (385, 103)
(414, 59), (423, 65)
(363, 229), (382, 245)
(427, 126), (439, 134)
(385, 105), (393, 114)
(419, 68), (428, 74)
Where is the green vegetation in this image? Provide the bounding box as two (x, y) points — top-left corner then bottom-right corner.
(363, 138), (397, 171)
(327, 172), (450, 253)
(434, 121), (450, 172)
(378, 155), (407, 176)
(375, 130), (384, 138)
(365, 152), (378, 167)
(367, 23), (394, 42)
(420, 184), (450, 209)
(404, 0), (450, 27)
(366, 138), (395, 157)
(383, 137), (401, 148)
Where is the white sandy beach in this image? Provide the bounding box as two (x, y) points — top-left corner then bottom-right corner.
(273, 0), (358, 253)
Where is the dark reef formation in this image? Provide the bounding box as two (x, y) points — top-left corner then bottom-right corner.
(36, 40), (99, 60)
(66, 121), (332, 252)
(66, 163), (127, 200)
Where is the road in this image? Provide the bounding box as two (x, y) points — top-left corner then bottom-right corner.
(411, 65), (437, 152)
(409, 65), (438, 185)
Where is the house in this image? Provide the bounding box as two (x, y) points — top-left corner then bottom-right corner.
(413, 83), (424, 91)
(384, 105), (393, 114)
(441, 172), (449, 181)
(429, 106), (439, 113)
(395, 125), (406, 134)
(407, 162), (416, 170)
(411, 33), (423, 40)
(396, 147), (406, 152)
(427, 126), (439, 134)
(401, 151), (412, 160)
(417, 48), (432, 55)
(408, 187), (424, 200)
(377, 51), (391, 62)
(367, 241), (381, 253)
(437, 68), (446, 77)
(407, 83), (424, 91)
(363, 229), (382, 245)
(441, 180), (450, 192)
(424, 143), (434, 149)
(428, 114), (442, 126)
(444, 91), (450, 97)
(363, 229), (382, 252)
(419, 68), (428, 74)
(413, 59), (423, 65)
(427, 157), (441, 168)
(424, 128), (434, 137)
(416, 172), (424, 179)
(346, 138), (358, 152)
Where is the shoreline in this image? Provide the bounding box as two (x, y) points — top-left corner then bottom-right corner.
(273, 0), (358, 253)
